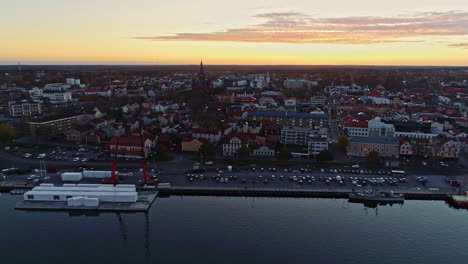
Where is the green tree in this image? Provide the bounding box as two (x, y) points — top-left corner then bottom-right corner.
(106, 108), (124, 121)
(276, 148), (292, 161)
(367, 151), (380, 167)
(316, 150), (333, 162)
(35, 126), (52, 145)
(337, 135), (349, 152)
(0, 124), (16, 145)
(342, 128), (349, 136)
(237, 146), (251, 160)
(199, 141), (216, 160)
(157, 144), (169, 159)
(384, 75), (405, 92)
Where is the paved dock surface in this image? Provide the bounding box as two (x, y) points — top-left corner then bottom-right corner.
(159, 185), (452, 200)
(15, 191), (158, 212)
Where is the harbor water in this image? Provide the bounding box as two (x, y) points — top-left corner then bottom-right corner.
(1, 195), (468, 264)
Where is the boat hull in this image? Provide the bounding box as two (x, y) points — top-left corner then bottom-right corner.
(348, 193), (405, 203)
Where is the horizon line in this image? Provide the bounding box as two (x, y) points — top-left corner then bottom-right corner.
(1, 64), (468, 67)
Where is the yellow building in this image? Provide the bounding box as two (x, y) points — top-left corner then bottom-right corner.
(181, 137), (206, 152)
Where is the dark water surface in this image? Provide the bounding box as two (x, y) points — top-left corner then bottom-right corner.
(1, 195), (467, 264)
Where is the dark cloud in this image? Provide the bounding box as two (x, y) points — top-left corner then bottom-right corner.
(448, 42), (468, 49)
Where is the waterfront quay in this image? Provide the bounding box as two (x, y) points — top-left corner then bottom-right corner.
(159, 185), (449, 200)
(1, 156), (466, 205)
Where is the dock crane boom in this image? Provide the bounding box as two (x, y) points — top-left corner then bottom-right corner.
(140, 135), (158, 186)
(102, 137), (119, 184)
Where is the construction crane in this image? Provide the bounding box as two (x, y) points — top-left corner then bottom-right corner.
(102, 138), (119, 184)
(139, 134), (158, 186)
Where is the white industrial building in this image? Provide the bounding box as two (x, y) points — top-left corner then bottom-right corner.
(61, 171), (115, 182)
(23, 184), (138, 203)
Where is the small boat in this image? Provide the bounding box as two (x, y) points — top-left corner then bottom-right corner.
(446, 192), (468, 209)
(348, 189), (404, 203)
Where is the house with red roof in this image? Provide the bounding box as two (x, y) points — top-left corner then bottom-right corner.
(192, 128), (222, 143)
(108, 136), (152, 158)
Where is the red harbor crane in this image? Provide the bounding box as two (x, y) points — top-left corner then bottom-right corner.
(102, 138), (120, 184)
(139, 135), (158, 186)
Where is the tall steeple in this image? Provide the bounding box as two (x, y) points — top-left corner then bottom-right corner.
(199, 60), (205, 76)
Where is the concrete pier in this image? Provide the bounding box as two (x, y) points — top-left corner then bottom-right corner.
(15, 191), (158, 212)
(158, 186), (450, 200)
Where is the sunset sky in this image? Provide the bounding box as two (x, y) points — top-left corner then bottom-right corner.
(2, 0), (468, 65)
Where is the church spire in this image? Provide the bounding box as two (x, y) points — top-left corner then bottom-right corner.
(199, 60), (205, 76)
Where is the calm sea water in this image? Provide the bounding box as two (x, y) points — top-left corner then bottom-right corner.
(0, 194), (467, 264)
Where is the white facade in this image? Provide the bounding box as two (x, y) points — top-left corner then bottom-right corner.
(368, 117), (395, 137)
(29, 87), (43, 98)
(281, 127), (311, 146)
(8, 101), (42, 117)
(24, 184), (138, 203)
(223, 137), (243, 156)
(61, 172), (83, 182)
(308, 140), (329, 156)
(345, 126), (369, 137)
(66, 78), (81, 85)
(42, 91), (72, 104)
(43, 83), (72, 92)
(253, 146), (275, 157)
(284, 98), (297, 108)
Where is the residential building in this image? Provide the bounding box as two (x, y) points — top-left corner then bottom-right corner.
(368, 117), (395, 137)
(399, 140), (414, 156)
(283, 79), (312, 90)
(29, 114), (81, 137)
(309, 96), (327, 107)
(181, 137), (206, 152)
(222, 134), (248, 157)
(66, 126), (93, 143)
(108, 136), (152, 159)
(252, 145), (275, 157)
(192, 128), (222, 143)
(8, 100), (42, 117)
(237, 120), (262, 134)
(281, 127), (312, 146)
(43, 83), (72, 92)
(247, 111), (327, 129)
(343, 120), (369, 137)
(42, 90), (72, 104)
(347, 137), (400, 158)
(308, 139), (329, 157)
(436, 139), (460, 158)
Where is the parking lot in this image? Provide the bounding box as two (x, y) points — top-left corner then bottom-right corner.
(179, 165), (459, 192)
(5, 145), (99, 163)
